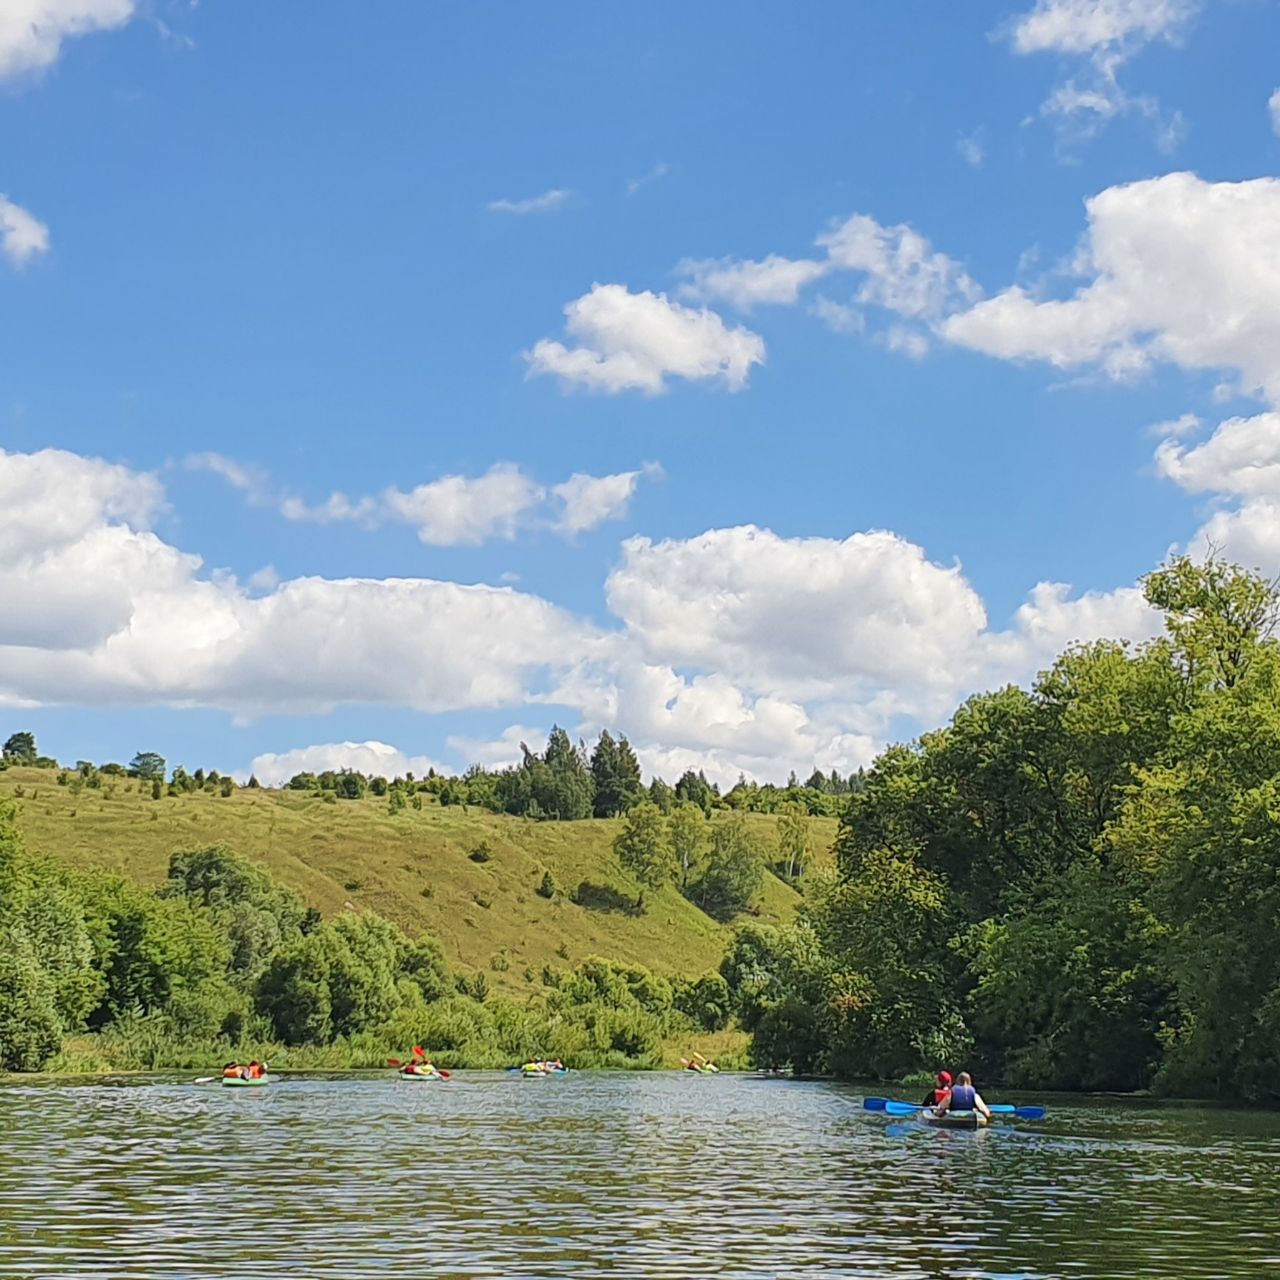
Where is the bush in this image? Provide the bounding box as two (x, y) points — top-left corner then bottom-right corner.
(468, 842), (492, 863)
(537, 870), (556, 899)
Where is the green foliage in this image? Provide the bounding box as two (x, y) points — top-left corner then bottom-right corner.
(536, 870), (556, 899)
(2, 732), (37, 764)
(732, 554), (1280, 1098)
(775, 802), (812, 880)
(613, 801), (675, 910)
(669, 803), (706, 890)
(129, 752), (166, 782)
(687, 814), (764, 921)
(591, 731), (644, 817)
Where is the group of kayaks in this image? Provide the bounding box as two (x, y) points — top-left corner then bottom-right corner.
(203, 1049), (721, 1087)
(863, 1096), (1047, 1129)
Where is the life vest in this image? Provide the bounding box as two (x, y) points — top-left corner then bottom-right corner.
(950, 1084), (977, 1110)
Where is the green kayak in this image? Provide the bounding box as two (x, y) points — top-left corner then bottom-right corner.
(221, 1075), (271, 1088)
(397, 1070), (442, 1081)
(920, 1108), (987, 1130)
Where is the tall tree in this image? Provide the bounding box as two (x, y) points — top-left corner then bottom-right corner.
(613, 802), (674, 911)
(2, 732), (36, 764)
(688, 814), (764, 921)
(129, 752), (167, 782)
(669, 802), (707, 890)
(776, 802), (812, 880)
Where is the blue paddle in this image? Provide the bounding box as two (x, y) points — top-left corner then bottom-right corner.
(865, 1096), (1045, 1120)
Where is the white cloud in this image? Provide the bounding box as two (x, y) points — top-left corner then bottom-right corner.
(1005, 0), (1196, 147)
(884, 325), (930, 360)
(945, 173), (1280, 401)
(0, 196), (50, 266)
(445, 724), (545, 771)
(0, 446), (1173, 788)
(817, 214), (981, 321)
(0, 0), (134, 80)
(247, 740), (449, 787)
(525, 283), (766, 394)
(626, 163), (670, 196)
(810, 296), (864, 335)
(0, 447), (600, 713)
(486, 188), (571, 215)
(606, 525), (991, 705)
(1008, 0), (1195, 57)
(553, 464), (659, 536)
(201, 456), (654, 545)
(957, 133), (985, 167)
(382, 465), (545, 546)
(676, 254), (828, 309)
(1270, 87), (1280, 139)
(1155, 412), (1280, 498)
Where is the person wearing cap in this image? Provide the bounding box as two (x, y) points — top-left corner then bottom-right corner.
(921, 1070), (952, 1107)
(936, 1071), (990, 1120)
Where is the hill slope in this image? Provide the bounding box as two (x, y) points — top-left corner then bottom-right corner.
(0, 766), (837, 992)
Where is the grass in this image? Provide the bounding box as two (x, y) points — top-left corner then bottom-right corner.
(0, 766), (837, 994)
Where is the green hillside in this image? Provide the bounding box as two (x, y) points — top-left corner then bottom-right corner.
(0, 765), (836, 992)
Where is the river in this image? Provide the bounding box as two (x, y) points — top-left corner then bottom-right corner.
(0, 1072), (1277, 1278)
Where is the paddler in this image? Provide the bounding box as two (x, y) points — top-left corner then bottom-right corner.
(221, 1062), (245, 1080)
(246, 1060), (267, 1079)
(936, 1071), (990, 1120)
(921, 1070), (952, 1107)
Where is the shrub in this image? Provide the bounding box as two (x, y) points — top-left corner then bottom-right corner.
(468, 842), (492, 863)
(537, 870), (556, 899)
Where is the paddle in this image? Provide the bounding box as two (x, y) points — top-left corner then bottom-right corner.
(388, 1055), (451, 1080)
(865, 1096), (1045, 1120)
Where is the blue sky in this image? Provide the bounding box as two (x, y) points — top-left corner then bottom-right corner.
(4, 0), (1280, 786)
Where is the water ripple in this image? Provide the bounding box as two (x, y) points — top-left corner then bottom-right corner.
(0, 1074), (1277, 1278)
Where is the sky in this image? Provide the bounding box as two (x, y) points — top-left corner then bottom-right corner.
(3, 0), (1280, 787)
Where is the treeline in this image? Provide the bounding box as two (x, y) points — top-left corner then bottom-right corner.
(287, 728), (863, 819)
(0, 808), (730, 1074)
(717, 556), (1280, 1101)
(4, 729), (864, 820)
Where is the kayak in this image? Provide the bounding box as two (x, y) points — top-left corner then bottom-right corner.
(920, 1108), (987, 1130)
(222, 1075), (270, 1088)
(397, 1070), (442, 1081)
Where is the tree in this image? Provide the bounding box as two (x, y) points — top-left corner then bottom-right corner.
(776, 802), (812, 880)
(669, 803), (707, 891)
(2, 732), (36, 764)
(648, 777), (676, 814)
(613, 802), (674, 911)
(129, 752), (166, 782)
(591, 731), (644, 817)
(688, 814), (764, 921)
(675, 769), (718, 813)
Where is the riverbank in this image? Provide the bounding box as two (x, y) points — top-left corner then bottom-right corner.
(21, 1026), (752, 1078)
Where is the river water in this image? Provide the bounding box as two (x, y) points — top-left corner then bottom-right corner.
(0, 1072), (1277, 1278)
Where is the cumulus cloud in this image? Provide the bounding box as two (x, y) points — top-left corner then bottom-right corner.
(0, 0), (135, 80)
(1270, 88), (1280, 139)
(196, 456), (654, 545)
(381, 465), (545, 546)
(3, 446), (1170, 786)
(525, 284), (766, 394)
(0, 448), (600, 714)
(486, 188), (571, 215)
(944, 173), (1280, 401)
(810, 296), (864, 335)
(676, 254), (828, 309)
(1004, 0), (1196, 147)
(553, 464), (659, 536)
(0, 196), (50, 266)
(247, 741), (449, 787)
(817, 214), (981, 321)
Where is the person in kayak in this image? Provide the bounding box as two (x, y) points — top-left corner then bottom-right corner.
(921, 1070), (952, 1107)
(222, 1063), (245, 1080)
(246, 1060), (267, 1079)
(936, 1071), (990, 1120)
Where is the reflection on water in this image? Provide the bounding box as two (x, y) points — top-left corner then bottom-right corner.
(0, 1072), (1278, 1278)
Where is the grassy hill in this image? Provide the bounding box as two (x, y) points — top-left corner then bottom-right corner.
(0, 765), (838, 993)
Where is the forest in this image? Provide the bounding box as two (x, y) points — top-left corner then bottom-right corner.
(727, 556), (1280, 1101)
